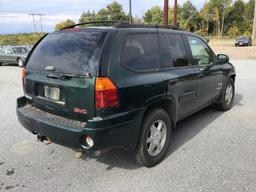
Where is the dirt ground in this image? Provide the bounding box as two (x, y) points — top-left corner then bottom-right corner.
(209, 39), (256, 60)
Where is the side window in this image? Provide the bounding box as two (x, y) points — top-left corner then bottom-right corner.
(120, 34), (159, 71)
(187, 36), (213, 66)
(159, 33), (188, 68)
(5, 48), (12, 54)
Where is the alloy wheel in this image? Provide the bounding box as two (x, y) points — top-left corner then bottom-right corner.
(146, 120), (167, 156)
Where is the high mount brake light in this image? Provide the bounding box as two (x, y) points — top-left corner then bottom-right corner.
(95, 77), (119, 109)
(62, 28), (81, 31)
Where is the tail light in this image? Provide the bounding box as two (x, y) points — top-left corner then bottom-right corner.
(21, 66), (25, 90)
(95, 77), (119, 109)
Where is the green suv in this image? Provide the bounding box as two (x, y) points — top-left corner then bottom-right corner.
(17, 22), (236, 167)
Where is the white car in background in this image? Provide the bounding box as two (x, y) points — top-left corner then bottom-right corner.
(0, 46), (29, 67)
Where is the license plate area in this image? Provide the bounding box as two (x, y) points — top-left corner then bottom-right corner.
(34, 83), (65, 105)
(44, 86), (60, 101)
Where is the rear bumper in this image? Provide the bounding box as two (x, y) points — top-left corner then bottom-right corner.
(17, 97), (144, 151)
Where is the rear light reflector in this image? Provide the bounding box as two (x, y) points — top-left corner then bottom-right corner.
(22, 66), (25, 89)
(95, 77), (119, 109)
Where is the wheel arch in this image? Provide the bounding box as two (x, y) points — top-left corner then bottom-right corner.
(142, 97), (178, 130)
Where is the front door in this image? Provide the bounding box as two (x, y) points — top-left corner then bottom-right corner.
(185, 35), (224, 108)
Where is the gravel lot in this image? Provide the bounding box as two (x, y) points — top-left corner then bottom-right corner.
(210, 39), (256, 60)
(1, 60), (256, 192)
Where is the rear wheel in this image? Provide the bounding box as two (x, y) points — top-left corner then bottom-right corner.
(136, 109), (172, 167)
(216, 78), (235, 111)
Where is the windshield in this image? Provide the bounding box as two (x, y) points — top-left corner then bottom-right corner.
(238, 37), (249, 41)
(26, 30), (107, 76)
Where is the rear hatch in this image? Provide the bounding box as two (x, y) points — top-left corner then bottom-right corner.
(24, 29), (108, 122)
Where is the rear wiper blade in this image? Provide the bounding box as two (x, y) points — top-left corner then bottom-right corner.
(47, 73), (92, 79)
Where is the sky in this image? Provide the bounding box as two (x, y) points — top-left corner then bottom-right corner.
(0, 0), (248, 34)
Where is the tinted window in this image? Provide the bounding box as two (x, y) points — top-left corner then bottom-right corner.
(120, 34), (159, 71)
(187, 36), (213, 66)
(238, 37), (249, 41)
(159, 33), (188, 68)
(27, 31), (107, 76)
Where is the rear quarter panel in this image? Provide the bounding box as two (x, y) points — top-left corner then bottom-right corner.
(107, 29), (179, 121)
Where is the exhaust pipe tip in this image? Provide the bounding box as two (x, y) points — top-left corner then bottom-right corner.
(82, 135), (94, 149)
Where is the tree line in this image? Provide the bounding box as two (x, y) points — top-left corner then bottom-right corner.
(0, 33), (45, 46)
(144, 0), (255, 37)
(55, 0), (255, 38)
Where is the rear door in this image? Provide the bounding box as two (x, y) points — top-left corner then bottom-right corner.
(158, 32), (197, 118)
(185, 35), (224, 107)
(24, 29), (108, 122)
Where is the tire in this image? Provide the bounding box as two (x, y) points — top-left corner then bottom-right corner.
(17, 58), (23, 67)
(216, 78), (235, 111)
(136, 108), (172, 167)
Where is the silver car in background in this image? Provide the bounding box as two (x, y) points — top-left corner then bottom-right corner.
(0, 46), (29, 67)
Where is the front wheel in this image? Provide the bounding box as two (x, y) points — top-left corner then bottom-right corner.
(136, 109), (172, 167)
(216, 78), (235, 111)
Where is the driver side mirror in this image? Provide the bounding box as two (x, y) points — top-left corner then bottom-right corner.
(217, 54), (229, 64)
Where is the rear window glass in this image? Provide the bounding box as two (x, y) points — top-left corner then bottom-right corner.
(120, 34), (159, 71)
(26, 31), (107, 76)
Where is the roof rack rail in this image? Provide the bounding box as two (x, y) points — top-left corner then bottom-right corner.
(61, 20), (129, 30)
(115, 23), (182, 30)
(60, 21), (182, 31)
